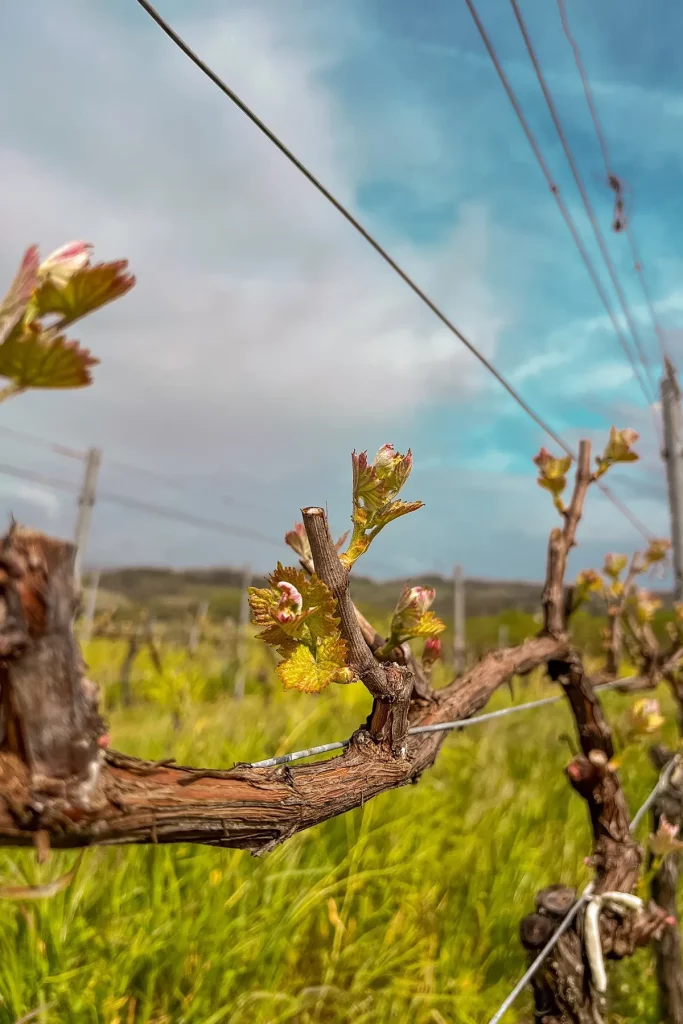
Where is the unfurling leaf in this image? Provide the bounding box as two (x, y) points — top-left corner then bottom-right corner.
(285, 523), (312, 562)
(28, 260), (135, 328)
(634, 588), (662, 623)
(342, 445), (423, 567)
(532, 447), (572, 513)
(274, 581), (304, 623)
(0, 246), (39, 345)
(376, 584), (446, 656)
(574, 568), (603, 605)
(603, 553), (628, 580)
(628, 697), (665, 736)
(643, 538), (671, 566)
(650, 816), (683, 859)
(249, 564), (351, 693)
(38, 241), (92, 288)
(595, 426), (639, 478)
(277, 635), (353, 693)
(0, 324), (98, 389)
(285, 522), (348, 564)
(0, 240), (134, 398)
(249, 564), (338, 644)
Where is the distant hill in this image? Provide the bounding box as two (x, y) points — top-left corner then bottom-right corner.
(95, 566), (550, 623)
(92, 565), (677, 661)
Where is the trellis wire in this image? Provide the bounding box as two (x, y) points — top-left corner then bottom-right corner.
(245, 677), (635, 769)
(486, 754), (681, 1024)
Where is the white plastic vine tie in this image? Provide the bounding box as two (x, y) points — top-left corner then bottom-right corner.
(584, 891), (644, 994)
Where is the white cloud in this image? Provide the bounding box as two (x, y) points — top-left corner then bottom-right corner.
(0, 0), (509, 482)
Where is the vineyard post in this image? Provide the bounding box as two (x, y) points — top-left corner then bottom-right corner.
(80, 567), (101, 645)
(662, 357), (683, 600)
(74, 447), (101, 590)
(188, 599), (209, 654)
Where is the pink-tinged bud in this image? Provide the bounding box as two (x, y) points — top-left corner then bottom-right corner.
(97, 733), (110, 749)
(599, 426), (640, 471)
(629, 696), (665, 734)
(575, 568), (602, 599)
(39, 241), (92, 286)
(635, 589), (662, 623)
(533, 447), (553, 469)
(396, 584), (436, 616)
(603, 553), (628, 579)
(661, 817), (679, 840)
(274, 581), (303, 624)
(422, 636), (441, 668)
(284, 522), (311, 560)
(373, 444), (396, 470)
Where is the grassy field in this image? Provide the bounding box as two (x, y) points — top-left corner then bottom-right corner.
(0, 640), (677, 1024)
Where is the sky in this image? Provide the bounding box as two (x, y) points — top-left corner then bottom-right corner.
(0, 0), (681, 583)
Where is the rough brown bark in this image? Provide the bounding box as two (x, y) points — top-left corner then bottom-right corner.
(0, 634), (568, 851)
(521, 443), (669, 1022)
(0, 518), (569, 849)
(651, 744), (683, 1024)
(522, 658), (668, 1023)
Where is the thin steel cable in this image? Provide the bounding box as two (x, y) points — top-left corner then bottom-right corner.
(132, 0), (653, 542)
(0, 461), (283, 549)
(487, 754), (679, 1024)
(463, 0), (656, 414)
(0, 422), (253, 510)
(245, 677), (635, 769)
(508, 0), (660, 413)
(556, 0), (669, 365)
(0, 423), (86, 461)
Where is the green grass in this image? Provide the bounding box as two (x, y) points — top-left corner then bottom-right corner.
(0, 643), (676, 1023)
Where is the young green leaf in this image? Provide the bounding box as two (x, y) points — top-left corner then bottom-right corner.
(532, 447), (572, 514)
(574, 568), (604, 604)
(633, 588), (662, 623)
(249, 564), (352, 693)
(28, 259), (135, 328)
(0, 324), (98, 389)
(594, 427), (639, 478)
(643, 538), (671, 566)
(277, 635), (354, 693)
(603, 553), (628, 580)
(0, 241), (134, 399)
